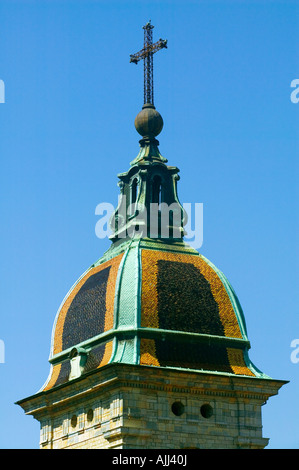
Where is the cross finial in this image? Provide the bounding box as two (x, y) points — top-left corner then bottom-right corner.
(130, 22), (167, 105)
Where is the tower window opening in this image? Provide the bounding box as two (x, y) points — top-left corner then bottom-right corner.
(152, 175), (162, 205)
(131, 178), (139, 205)
(130, 178), (139, 216)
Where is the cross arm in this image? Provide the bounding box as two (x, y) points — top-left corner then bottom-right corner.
(130, 38), (168, 64)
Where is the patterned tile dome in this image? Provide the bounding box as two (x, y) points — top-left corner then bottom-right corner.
(41, 239), (267, 391)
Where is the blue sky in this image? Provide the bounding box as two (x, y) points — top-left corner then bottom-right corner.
(0, 0), (298, 449)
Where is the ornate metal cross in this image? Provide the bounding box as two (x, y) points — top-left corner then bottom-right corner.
(130, 21), (167, 105)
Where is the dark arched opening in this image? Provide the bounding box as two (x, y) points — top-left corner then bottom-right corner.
(152, 175), (162, 204)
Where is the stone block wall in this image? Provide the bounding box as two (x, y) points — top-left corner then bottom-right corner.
(29, 364), (284, 449)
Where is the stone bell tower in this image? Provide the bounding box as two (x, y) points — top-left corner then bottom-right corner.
(17, 22), (286, 450)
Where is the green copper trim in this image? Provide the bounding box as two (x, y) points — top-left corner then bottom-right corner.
(92, 239), (130, 267)
(49, 327), (251, 365)
(242, 348), (271, 379)
(109, 239), (140, 365)
(135, 240), (142, 366)
(116, 244), (139, 329)
(139, 363), (272, 380)
(113, 338), (136, 364)
(112, 244), (131, 330)
(130, 138), (167, 166)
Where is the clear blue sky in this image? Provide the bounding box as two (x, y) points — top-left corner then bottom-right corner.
(0, 0), (298, 449)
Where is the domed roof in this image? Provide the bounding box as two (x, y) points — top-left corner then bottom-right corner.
(41, 238), (267, 392)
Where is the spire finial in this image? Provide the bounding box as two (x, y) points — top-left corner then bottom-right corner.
(130, 21), (167, 106)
